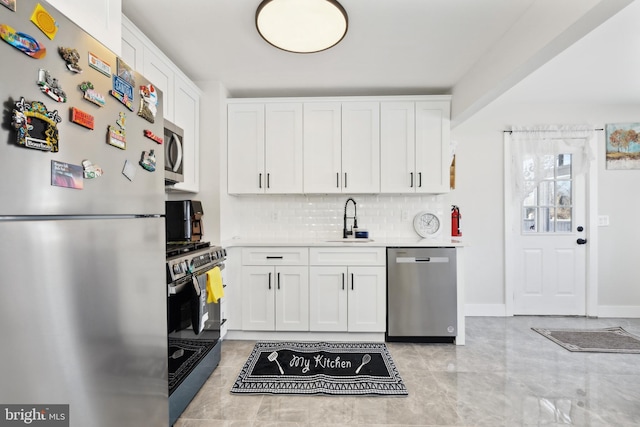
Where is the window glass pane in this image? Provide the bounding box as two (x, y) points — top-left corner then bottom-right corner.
(557, 154), (572, 179)
(539, 181), (555, 206)
(523, 207), (536, 232)
(523, 185), (537, 206)
(542, 155), (556, 180)
(556, 181), (571, 206)
(556, 208), (572, 232)
(540, 207), (554, 232)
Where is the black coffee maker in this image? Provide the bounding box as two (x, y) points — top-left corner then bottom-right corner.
(165, 200), (204, 242)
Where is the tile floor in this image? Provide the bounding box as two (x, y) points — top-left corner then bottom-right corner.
(175, 316), (640, 426)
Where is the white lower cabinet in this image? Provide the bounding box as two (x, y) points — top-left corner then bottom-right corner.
(309, 247), (386, 332)
(309, 265), (386, 332)
(241, 248), (309, 331)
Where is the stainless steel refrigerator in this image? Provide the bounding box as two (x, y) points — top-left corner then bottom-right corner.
(0, 1), (168, 425)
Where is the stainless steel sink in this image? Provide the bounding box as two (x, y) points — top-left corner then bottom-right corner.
(325, 238), (374, 243)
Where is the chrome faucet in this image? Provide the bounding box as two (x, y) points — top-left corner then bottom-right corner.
(343, 198), (358, 238)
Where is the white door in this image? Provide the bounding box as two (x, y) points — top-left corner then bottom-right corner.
(341, 102), (380, 193)
(227, 103), (265, 194)
(303, 102), (342, 193)
(380, 101), (415, 193)
(309, 266), (348, 331)
(507, 140), (588, 315)
(415, 101), (450, 193)
(274, 266), (309, 331)
(348, 266), (386, 332)
(241, 266), (274, 330)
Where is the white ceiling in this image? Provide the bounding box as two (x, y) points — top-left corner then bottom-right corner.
(121, 0), (639, 125)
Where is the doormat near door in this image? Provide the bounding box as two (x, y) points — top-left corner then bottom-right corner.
(230, 341), (408, 396)
(532, 327), (640, 353)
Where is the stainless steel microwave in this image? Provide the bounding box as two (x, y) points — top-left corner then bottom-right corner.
(164, 120), (184, 184)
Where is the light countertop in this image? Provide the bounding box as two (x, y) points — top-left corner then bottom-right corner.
(222, 237), (464, 248)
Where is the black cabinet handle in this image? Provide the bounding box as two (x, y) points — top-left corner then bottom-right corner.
(410, 172), (414, 188)
(268, 272), (271, 289)
(267, 173), (270, 188)
(336, 172), (339, 188)
(259, 173), (262, 189)
(418, 172), (422, 187)
(342, 273), (345, 290)
(351, 273), (354, 290)
(277, 272), (280, 289)
(344, 173), (347, 188)
(266, 256), (283, 259)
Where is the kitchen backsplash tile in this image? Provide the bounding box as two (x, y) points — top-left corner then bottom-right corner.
(228, 194), (450, 240)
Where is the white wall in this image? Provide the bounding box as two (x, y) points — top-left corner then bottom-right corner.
(453, 100), (640, 316)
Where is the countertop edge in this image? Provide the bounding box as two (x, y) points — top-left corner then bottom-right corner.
(222, 238), (465, 248)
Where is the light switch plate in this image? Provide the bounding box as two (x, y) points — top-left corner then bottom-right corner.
(598, 215), (610, 226)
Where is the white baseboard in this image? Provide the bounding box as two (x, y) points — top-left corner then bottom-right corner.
(597, 306), (640, 318)
(464, 304), (507, 317)
(225, 330), (386, 342)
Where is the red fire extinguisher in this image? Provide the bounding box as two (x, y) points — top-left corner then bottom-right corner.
(451, 205), (462, 237)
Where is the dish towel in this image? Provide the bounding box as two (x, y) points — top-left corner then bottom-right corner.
(206, 266), (224, 304)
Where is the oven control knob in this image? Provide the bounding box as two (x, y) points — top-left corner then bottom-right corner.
(172, 264), (180, 274)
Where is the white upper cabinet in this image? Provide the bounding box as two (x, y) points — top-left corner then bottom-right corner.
(227, 103), (303, 194)
(303, 102), (342, 193)
(49, 0), (122, 54)
(121, 16), (202, 193)
(381, 99), (451, 194)
(227, 104), (265, 194)
(265, 103), (303, 194)
(341, 102), (380, 193)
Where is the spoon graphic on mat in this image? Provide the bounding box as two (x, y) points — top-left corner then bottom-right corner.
(268, 351), (284, 375)
(355, 354), (371, 374)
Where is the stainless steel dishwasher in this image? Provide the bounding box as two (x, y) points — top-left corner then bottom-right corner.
(386, 247), (457, 342)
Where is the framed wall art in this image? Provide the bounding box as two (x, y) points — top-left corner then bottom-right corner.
(605, 123), (640, 170)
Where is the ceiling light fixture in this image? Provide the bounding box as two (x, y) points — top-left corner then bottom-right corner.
(256, 0), (348, 54)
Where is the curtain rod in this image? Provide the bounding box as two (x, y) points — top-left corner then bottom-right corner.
(503, 128), (603, 133)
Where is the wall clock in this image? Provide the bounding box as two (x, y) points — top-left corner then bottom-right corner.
(413, 211), (442, 238)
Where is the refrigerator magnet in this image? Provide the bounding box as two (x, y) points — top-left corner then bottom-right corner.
(79, 81), (106, 107)
(122, 160), (137, 181)
(51, 161), (83, 189)
(0, 24), (47, 59)
(88, 52), (111, 77)
(139, 149), (156, 172)
(137, 84), (157, 123)
(37, 69), (67, 103)
(82, 160), (103, 179)
(143, 129), (163, 144)
(70, 107), (94, 130)
(58, 47), (82, 73)
(110, 58), (135, 111)
(30, 2), (59, 40)
(1, 0), (16, 12)
(12, 97), (61, 152)
(107, 126), (126, 149)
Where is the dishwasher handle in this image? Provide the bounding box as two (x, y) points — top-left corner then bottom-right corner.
(395, 256), (450, 263)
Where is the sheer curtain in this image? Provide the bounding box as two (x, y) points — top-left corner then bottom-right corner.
(508, 124), (595, 202)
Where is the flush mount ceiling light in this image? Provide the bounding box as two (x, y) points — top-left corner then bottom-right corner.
(256, 0), (348, 53)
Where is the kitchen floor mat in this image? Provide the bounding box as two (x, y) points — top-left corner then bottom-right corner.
(532, 326), (640, 353)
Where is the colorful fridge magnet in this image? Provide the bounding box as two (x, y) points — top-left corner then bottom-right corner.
(37, 69), (66, 103)
(122, 159), (137, 181)
(137, 84), (158, 123)
(143, 129), (163, 144)
(0, 24), (46, 59)
(107, 112), (126, 149)
(88, 52), (111, 77)
(30, 3), (58, 40)
(70, 107), (94, 130)
(111, 74), (134, 111)
(1, 0), (17, 12)
(12, 97), (61, 152)
(139, 149), (156, 172)
(79, 81), (105, 107)
(82, 159), (103, 179)
(52, 161), (83, 189)
(58, 47), (82, 73)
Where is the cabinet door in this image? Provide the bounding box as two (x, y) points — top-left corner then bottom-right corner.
(241, 266), (274, 330)
(171, 75), (201, 193)
(142, 48), (174, 122)
(275, 266), (309, 331)
(303, 102), (342, 193)
(265, 103), (303, 194)
(309, 266), (348, 331)
(380, 102), (416, 193)
(228, 104), (265, 194)
(121, 19), (145, 72)
(415, 101), (450, 193)
(348, 266), (386, 332)
(342, 102), (380, 193)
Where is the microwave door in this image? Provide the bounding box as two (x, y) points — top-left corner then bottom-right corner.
(167, 133), (183, 172)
